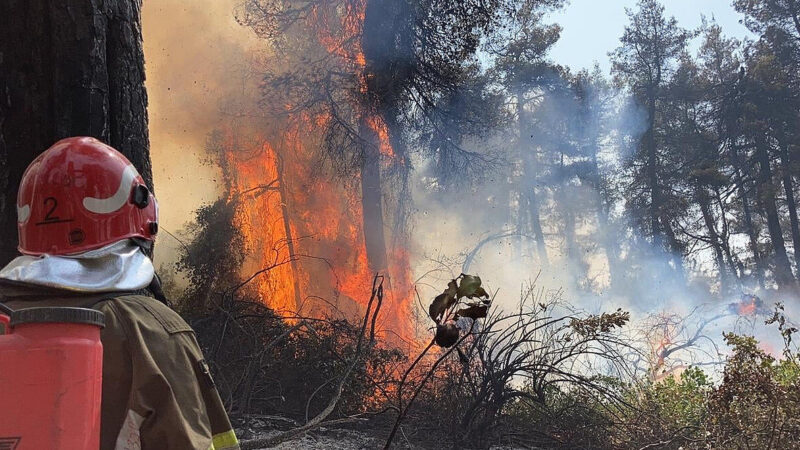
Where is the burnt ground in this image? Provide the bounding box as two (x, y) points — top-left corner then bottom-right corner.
(234, 415), (384, 449)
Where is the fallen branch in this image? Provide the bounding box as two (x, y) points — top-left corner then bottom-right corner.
(240, 274), (384, 450)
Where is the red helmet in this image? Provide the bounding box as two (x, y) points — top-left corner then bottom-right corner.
(16, 137), (158, 256)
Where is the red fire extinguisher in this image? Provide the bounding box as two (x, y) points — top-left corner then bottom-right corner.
(0, 303), (104, 449)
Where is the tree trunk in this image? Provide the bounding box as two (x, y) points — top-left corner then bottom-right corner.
(557, 156), (586, 287)
(660, 213), (686, 275)
(0, 0), (151, 266)
(713, 186), (743, 281)
(731, 146), (766, 288)
(644, 95), (662, 246)
(516, 91), (548, 265)
(697, 185), (731, 295)
(589, 149), (620, 287)
(560, 187), (581, 276)
(276, 153), (303, 313)
(779, 147), (800, 281)
(528, 187), (549, 265)
(596, 195), (621, 287)
(754, 138), (794, 288)
(359, 118), (388, 273)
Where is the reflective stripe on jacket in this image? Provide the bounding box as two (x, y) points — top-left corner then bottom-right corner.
(0, 281), (239, 450)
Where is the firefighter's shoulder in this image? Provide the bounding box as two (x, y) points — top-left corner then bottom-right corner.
(97, 294), (194, 336)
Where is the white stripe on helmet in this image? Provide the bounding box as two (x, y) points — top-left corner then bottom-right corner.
(17, 204), (30, 223)
(83, 165), (139, 214)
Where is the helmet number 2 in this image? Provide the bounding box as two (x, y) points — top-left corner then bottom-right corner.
(35, 197), (73, 225)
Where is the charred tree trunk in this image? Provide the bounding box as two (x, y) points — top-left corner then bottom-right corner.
(754, 138), (794, 288)
(276, 153), (303, 313)
(359, 0), (412, 275)
(359, 118), (388, 273)
(0, 0), (151, 265)
(382, 108), (412, 239)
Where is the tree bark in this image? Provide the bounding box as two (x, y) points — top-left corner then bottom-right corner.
(359, 118), (388, 272)
(595, 195), (621, 287)
(360, 0), (411, 275)
(527, 187), (549, 265)
(0, 0), (151, 266)
(560, 187), (581, 275)
(713, 186), (743, 282)
(557, 156), (586, 287)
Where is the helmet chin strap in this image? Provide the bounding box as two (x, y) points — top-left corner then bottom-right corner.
(147, 273), (169, 306)
(131, 237), (152, 252)
(130, 238), (168, 305)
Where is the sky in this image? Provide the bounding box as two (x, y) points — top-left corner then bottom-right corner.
(549, 0), (755, 74)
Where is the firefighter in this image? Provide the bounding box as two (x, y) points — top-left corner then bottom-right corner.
(0, 137), (239, 450)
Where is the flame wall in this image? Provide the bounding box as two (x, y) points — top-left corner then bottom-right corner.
(221, 122), (412, 341)
(143, 0), (414, 343)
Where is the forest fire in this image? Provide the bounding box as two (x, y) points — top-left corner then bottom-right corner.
(222, 126), (413, 341)
(6, 0), (800, 446)
(729, 294), (765, 317)
(221, 0), (413, 343)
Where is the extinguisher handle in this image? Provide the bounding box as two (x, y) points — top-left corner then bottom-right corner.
(0, 313), (9, 335)
(0, 301), (12, 334)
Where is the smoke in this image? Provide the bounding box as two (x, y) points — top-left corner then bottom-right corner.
(142, 0), (264, 266)
(140, 1), (796, 373)
(408, 75), (797, 375)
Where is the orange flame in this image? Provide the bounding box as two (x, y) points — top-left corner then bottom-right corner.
(737, 296), (758, 316)
(648, 315), (677, 380)
(221, 1), (413, 344)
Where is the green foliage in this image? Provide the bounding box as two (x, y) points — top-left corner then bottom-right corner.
(615, 368), (711, 447)
(703, 333), (800, 448)
(610, 331), (800, 449)
(653, 368), (711, 428)
(426, 274), (491, 346)
(570, 308), (630, 337)
(175, 197), (245, 315)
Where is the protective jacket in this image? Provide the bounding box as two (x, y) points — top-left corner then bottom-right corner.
(0, 280), (239, 450)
